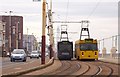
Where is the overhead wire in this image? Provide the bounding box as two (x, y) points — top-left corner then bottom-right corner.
(65, 0), (70, 23)
(87, 0), (101, 19)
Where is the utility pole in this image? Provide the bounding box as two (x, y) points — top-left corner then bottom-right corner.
(27, 28), (29, 54)
(115, 35), (117, 49)
(16, 22), (19, 49)
(41, 0), (46, 64)
(33, 0), (46, 64)
(112, 36), (114, 47)
(9, 11), (13, 54)
(103, 39), (104, 48)
(49, 0), (54, 59)
(98, 40), (100, 51)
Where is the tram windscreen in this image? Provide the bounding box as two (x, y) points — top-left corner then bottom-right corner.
(59, 44), (72, 52)
(80, 43), (98, 51)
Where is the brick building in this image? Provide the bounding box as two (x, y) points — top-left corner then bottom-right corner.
(0, 16), (23, 56)
(0, 21), (6, 56)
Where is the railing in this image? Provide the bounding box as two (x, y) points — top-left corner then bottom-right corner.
(98, 35), (120, 59)
(99, 53), (120, 59)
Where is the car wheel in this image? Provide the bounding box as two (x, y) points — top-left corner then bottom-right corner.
(23, 59), (26, 62)
(10, 59), (13, 62)
(11, 58), (15, 62)
(37, 57), (39, 59)
(30, 57), (32, 59)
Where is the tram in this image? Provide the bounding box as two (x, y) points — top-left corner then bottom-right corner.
(75, 38), (98, 60)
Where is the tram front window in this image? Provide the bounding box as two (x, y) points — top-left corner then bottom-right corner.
(80, 43), (98, 51)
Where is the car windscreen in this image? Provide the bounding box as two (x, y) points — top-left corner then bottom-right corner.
(12, 50), (25, 54)
(31, 52), (39, 54)
(80, 43), (98, 51)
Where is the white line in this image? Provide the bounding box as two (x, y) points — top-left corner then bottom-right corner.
(96, 66), (102, 75)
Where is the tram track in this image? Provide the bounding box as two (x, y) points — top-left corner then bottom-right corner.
(15, 59), (119, 77)
(44, 61), (72, 75)
(41, 60), (81, 76)
(83, 61), (117, 77)
(70, 60), (118, 77)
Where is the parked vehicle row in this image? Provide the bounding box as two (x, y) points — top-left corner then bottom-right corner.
(10, 49), (49, 62)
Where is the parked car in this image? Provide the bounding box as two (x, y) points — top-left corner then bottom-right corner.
(10, 49), (27, 62)
(30, 51), (40, 59)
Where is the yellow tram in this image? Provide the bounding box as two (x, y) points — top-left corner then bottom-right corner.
(75, 38), (98, 60)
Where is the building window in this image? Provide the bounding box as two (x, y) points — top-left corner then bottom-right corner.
(3, 25), (5, 31)
(12, 26), (15, 34)
(19, 33), (21, 40)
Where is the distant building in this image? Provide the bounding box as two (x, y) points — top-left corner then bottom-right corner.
(23, 35), (38, 54)
(0, 16), (23, 56)
(0, 21), (6, 57)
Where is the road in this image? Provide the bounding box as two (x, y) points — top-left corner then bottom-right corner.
(22, 59), (120, 77)
(0, 56), (119, 77)
(1, 56), (50, 76)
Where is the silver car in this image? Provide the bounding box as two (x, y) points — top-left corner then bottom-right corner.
(10, 49), (27, 62)
(30, 51), (40, 59)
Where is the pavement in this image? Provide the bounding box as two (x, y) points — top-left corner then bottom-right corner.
(98, 57), (120, 65)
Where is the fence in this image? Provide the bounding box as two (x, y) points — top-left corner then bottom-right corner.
(98, 35), (120, 59)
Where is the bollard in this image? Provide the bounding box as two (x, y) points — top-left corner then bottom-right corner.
(102, 47), (106, 58)
(110, 47), (117, 58)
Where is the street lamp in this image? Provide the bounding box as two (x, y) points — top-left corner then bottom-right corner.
(9, 11), (13, 54)
(16, 21), (19, 49)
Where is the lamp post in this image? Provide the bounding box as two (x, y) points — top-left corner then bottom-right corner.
(9, 11), (13, 54)
(27, 28), (29, 53)
(16, 22), (19, 49)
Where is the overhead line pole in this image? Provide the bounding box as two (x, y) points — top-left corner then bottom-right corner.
(41, 0), (46, 64)
(49, 0), (54, 59)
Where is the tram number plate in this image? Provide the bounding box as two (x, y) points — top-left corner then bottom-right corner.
(62, 53), (69, 55)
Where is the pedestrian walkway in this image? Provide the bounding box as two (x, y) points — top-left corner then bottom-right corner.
(98, 57), (120, 65)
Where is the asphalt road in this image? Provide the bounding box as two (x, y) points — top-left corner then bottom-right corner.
(1, 56), (50, 75)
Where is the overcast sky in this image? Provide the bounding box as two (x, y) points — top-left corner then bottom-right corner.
(0, 0), (119, 53)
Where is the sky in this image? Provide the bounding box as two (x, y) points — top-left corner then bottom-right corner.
(0, 0), (119, 53)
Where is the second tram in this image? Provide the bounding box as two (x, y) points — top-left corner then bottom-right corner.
(75, 38), (98, 60)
